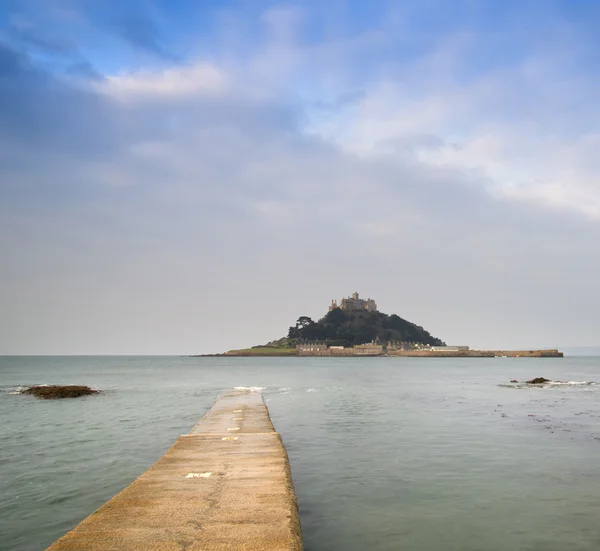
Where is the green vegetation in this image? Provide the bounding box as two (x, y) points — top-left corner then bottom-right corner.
(261, 337), (297, 349)
(287, 308), (445, 347)
(224, 307), (444, 355)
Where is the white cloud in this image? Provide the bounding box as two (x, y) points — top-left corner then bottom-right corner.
(307, 47), (600, 219)
(98, 62), (229, 101)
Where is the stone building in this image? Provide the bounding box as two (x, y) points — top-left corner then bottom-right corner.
(296, 342), (383, 356)
(296, 343), (330, 356)
(329, 292), (377, 313)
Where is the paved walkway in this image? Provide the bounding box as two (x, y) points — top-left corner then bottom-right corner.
(47, 389), (303, 551)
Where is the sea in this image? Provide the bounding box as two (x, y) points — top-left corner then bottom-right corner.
(1, 355), (599, 551)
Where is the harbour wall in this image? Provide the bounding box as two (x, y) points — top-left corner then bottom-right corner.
(387, 349), (563, 358)
(218, 348), (563, 357)
(296, 345), (562, 358)
(47, 390), (303, 551)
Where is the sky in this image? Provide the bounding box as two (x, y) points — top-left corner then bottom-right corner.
(1, 0), (600, 354)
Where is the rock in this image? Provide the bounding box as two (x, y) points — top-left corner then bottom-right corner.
(510, 379), (519, 383)
(21, 385), (98, 399)
(525, 377), (551, 385)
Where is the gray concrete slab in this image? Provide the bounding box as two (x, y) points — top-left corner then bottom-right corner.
(47, 390), (303, 551)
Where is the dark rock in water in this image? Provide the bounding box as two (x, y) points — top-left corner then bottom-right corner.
(525, 377), (551, 385)
(510, 379), (519, 383)
(22, 385), (98, 399)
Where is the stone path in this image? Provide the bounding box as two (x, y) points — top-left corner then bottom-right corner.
(47, 389), (303, 551)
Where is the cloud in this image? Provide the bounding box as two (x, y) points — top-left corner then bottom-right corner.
(313, 89), (366, 111)
(98, 63), (229, 101)
(65, 60), (102, 79)
(261, 5), (305, 45)
(111, 13), (178, 60)
(307, 36), (600, 220)
(9, 25), (76, 54)
(6, 11), (78, 56)
(1, 1), (600, 353)
(0, 42), (117, 158)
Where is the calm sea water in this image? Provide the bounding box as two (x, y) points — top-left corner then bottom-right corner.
(1, 356), (600, 551)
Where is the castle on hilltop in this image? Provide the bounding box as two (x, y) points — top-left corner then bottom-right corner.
(329, 292), (377, 313)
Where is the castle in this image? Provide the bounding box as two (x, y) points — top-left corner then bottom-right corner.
(329, 292), (377, 313)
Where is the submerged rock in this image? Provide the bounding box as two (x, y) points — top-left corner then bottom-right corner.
(525, 377), (551, 385)
(510, 379), (519, 383)
(22, 385), (98, 399)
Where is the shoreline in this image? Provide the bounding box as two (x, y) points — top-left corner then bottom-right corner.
(192, 348), (563, 358)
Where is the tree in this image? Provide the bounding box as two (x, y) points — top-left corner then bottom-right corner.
(288, 308), (445, 347)
(295, 316), (315, 330)
(323, 307), (346, 326)
(289, 316), (318, 340)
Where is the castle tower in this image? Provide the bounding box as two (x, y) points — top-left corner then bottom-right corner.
(330, 293), (378, 313)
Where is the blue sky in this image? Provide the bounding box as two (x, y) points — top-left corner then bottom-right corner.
(2, 0), (600, 353)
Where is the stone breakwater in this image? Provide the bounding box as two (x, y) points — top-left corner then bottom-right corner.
(387, 349), (564, 358)
(295, 346), (563, 358)
(214, 348), (563, 358)
(47, 389), (303, 551)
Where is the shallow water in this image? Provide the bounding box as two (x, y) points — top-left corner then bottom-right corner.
(1, 355), (599, 551)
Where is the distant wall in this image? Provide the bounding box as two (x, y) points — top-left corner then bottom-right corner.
(387, 349), (563, 358)
(352, 344), (384, 355)
(297, 344), (384, 356)
(297, 344), (330, 356)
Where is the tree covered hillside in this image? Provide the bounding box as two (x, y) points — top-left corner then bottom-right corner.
(287, 308), (445, 346)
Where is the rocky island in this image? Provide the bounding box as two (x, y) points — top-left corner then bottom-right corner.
(218, 293), (563, 358)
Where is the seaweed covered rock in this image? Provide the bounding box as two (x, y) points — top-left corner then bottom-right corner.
(525, 377), (550, 385)
(22, 385), (98, 399)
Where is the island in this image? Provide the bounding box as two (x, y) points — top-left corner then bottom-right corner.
(211, 293), (563, 358)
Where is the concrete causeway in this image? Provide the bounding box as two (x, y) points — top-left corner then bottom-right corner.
(47, 389), (303, 551)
